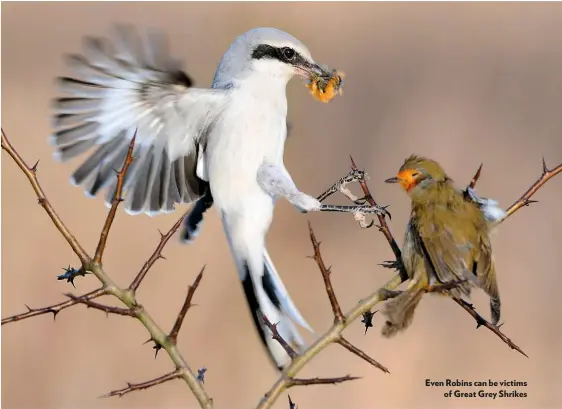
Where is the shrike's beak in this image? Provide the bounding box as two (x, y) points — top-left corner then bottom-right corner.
(385, 176), (400, 184)
(295, 62), (328, 79)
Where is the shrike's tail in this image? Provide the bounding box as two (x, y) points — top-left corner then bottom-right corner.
(182, 200), (312, 369)
(241, 249), (312, 369)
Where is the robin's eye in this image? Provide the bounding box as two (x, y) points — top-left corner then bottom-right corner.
(411, 172), (420, 177)
(282, 47), (296, 60)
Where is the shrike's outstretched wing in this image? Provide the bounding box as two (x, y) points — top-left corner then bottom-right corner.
(50, 26), (229, 215)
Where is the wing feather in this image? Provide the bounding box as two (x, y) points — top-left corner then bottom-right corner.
(411, 213), (476, 297)
(50, 26), (228, 215)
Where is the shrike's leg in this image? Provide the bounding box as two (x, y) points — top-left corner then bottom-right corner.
(257, 163), (390, 218)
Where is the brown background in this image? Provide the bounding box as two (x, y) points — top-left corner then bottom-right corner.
(2, 2), (562, 409)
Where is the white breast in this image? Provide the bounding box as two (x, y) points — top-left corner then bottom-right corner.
(205, 80), (288, 209)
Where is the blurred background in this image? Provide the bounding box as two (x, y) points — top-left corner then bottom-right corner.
(2, 2), (562, 409)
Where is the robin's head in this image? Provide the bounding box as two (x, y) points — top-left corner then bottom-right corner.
(385, 154), (450, 194)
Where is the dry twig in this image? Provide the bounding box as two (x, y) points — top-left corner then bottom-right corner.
(288, 376), (361, 386)
(256, 223), (394, 409)
(1, 128), (212, 409)
(261, 313), (299, 360)
(500, 157), (562, 222)
(308, 224), (344, 323)
(257, 155), (560, 408)
(1, 288), (106, 324)
(129, 213), (188, 292)
(93, 131), (136, 264)
(101, 369), (184, 398)
(342, 156), (561, 358)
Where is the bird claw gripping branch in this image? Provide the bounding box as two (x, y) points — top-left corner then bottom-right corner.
(306, 68), (344, 103)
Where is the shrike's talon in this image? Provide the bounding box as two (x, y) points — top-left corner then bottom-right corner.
(318, 203), (390, 219)
(316, 169), (366, 203)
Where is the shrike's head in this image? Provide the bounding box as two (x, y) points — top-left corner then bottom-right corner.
(213, 27), (329, 87)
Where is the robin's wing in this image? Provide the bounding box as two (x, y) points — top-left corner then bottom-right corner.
(50, 26), (229, 215)
(411, 214), (478, 296)
(472, 233), (501, 323)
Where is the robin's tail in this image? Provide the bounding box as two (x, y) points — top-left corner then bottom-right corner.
(381, 288), (425, 338)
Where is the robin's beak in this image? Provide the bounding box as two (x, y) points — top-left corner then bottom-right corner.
(385, 176), (400, 184)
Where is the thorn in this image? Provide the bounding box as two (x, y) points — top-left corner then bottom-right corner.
(542, 156), (549, 173)
(475, 162), (483, 178)
(350, 155), (358, 170)
(157, 229), (165, 239)
(288, 394), (297, 409)
(470, 163), (483, 188)
(25, 304), (32, 312)
(31, 160), (40, 172)
(158, 254), (167, 260)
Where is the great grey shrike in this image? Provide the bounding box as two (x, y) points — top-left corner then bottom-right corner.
(49, 26), (388, 369)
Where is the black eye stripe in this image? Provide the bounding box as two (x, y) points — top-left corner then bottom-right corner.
(251, 44), (310, 68)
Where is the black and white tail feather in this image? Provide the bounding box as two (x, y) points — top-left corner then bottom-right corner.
(50, 26), (312, 369)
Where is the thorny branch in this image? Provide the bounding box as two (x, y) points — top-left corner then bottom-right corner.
(308, 224), (344, 323)
(288, 376), (361, 386)
(346, 156), (561, 358)
(169, 267), (205, 344)
(500, 157), (562, 222)
(261, 313), (298, 360)
(453, 298), (528, 358)
(257, 155), (560, 409)
(3, 119), (560, 409)
(101, 369), (184, 398)
(1, 288), (105, 324)
(151, 269), (206, 355)
(257, 223), (392, 409)
(64, 294), (136, 317)
(93, 130), (136, 264)
(1, 128), (213, 409)
(129, 212), (188, 292)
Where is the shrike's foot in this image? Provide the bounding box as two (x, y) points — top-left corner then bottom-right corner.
(317, 169), (366, 203)
(318, 203), (391, 219)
